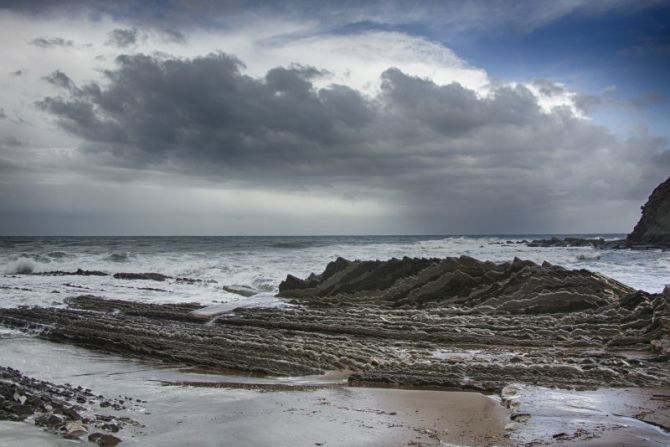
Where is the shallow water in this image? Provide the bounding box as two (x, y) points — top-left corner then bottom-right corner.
(1, 335), (668, 446)
(1, 235), (668, 311)
(504, 384), (670, 446)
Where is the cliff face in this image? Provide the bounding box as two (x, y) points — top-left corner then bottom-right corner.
(627, 176), (670, 247)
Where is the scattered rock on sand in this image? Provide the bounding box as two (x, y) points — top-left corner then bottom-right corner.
(0, 366), (134, 442)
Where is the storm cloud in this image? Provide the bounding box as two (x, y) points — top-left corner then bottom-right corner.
(106, 28), (138, 48)
(1, 1), (668, 235)
(34, 52), (670, 233)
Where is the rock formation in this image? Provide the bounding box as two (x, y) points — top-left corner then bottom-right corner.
(528, 175), (670, 249)
(1, 256), (668, 392)
(627, 175), (670, 248)
(278, 256), (633, 313)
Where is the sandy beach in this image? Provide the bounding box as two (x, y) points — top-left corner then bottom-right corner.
(2, 335), (669, 446)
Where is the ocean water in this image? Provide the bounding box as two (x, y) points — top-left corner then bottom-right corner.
(1, 235), (669, 310)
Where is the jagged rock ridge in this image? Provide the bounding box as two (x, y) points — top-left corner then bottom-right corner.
(279, 256), (634, 313)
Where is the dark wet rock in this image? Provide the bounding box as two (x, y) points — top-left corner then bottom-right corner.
(176, 277), (217, 284)
(37, 269), (108, 276)
(101, 422), (120, 432)
(64, 295), (206, 323)
(1, 257), (669, 392)
(43, 414), (64, 427)
(89, 432), (122, 446)
(510, 413), (532, 423)
(525, 236), (631, 248)
(0, 366), (134, 440)
(627, 176), (670, 248)
(113, 272), (170, 281)
(61, 405), (82, 420)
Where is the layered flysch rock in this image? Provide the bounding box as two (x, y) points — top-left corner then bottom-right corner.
(1, 257), (668, 392)
(278, 256), (634, 313)
(627, 175), (670, 248)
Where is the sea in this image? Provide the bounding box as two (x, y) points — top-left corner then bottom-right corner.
(1, 235), (669, 311)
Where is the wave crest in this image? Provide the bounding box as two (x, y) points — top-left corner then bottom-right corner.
(5, 259), (35, 274)
(106, 252), (131, 262)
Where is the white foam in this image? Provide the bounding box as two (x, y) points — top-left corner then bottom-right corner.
(1, 236), (668, 310)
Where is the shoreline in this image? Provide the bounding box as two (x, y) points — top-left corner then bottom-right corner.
(1, 337), (669, 446)
(1, 254), (669, 445)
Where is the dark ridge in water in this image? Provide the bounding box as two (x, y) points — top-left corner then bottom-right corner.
(269, 240), (323, 249)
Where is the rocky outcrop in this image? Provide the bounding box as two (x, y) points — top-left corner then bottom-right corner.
(36, 269), (108, 276)
(526, 237), (627, 248)
(278, 256), (633, 313)
(527, 176), (670, 250)
(112, 272), (170, 281)
(1, 257), (668, 392)
(627, 176), (670, 248)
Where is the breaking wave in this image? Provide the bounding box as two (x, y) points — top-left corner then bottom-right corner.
(5, 259), (36, 275)
(106, 252), (132, 262)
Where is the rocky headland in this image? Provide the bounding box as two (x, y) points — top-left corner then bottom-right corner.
(528, 175), (670, 249)
(627, 175), (670, 247)
(1, 256), (668, 395)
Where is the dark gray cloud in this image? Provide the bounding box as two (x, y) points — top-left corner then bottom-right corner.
(107, 28), (138, 48)
(156, 27), (186, 44)
(10, 69), (27, 77)
(43, 70), (77, 91)
(30, 37), (74, 48)
(1, 136), (21, 147)
(34, 52), (670, 232)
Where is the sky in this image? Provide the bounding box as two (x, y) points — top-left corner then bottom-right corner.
(0, 0), (668, 236)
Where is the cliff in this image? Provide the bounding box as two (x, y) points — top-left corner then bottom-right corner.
(627, 176), (670, 247)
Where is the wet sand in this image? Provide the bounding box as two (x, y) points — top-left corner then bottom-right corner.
(503, 384), (670, 446)
(0, 336), (510, 446)
(2, 335), (669, 446)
